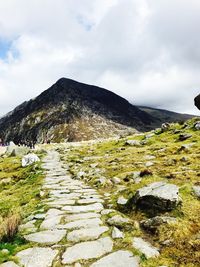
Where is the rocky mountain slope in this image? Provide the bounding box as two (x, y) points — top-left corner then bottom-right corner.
(0, 78), (156, 144)
(0, 78), (195, 144)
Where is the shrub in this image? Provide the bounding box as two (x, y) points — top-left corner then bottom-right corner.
(0, 213), (21, 242)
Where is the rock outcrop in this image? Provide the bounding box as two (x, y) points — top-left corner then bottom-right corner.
(134, 181), (181, 212)
(194, 94), (200, 110)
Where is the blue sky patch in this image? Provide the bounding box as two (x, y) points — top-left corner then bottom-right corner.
(0, 38), (12, 59)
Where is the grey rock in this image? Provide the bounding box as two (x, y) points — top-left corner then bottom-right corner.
(193, 186), (200, 198)
(62, 237), (113, 264)
(57, 218), (103, 230)
(132, 237), (160, 258)
(194, 121), (200, 130)
(40, 216), (62, 230)
(22, 153), (40, 167)
(141, 216), (177, 231)
(112, 227), (124, 239)
(6, 142), (29, 157)
(179, 133), (192, 141)
(111, 177), (121, 184)
(24, 229), (66, 245)
(134, 181), (181, 211)
(16, 247), (58, 267)
(117, 196), (128, 205)
(0, 262), (19, 267)
(67, 226), (109, 243)
(90, 250), (139, 267)
(62, 203), (104, 213)
(64, 212), (101, 222)
(125, 140), (141, 146)
(107, 215), (131, 227)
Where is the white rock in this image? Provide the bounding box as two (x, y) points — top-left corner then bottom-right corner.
(67, 226), (109, 243)
(112, 227), (124, 239)
(107, 215), (131, 227)
(45, 209), (65, 218)
(24, 230), (66, 245)
(62, 237), (113, 264)
(40, 216), (62, 230)
(132, 237), (160, 258)
(64, 212), (101, 222)
(62, 203), (104, 213)
(0, 262), (19, 267)
(77, 199), (104, 204)
(58, 218), (103, 230)
(112, 177), (121, 184)
(101, 209), (115, 215)
(90, 250), (139, 267)
(22, 153), (40, 167)
(117, 196), (128, 205)
(16, 247), (58, 267)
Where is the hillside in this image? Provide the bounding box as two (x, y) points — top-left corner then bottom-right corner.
(0, 118), (200, 266)
(138, 106), (194, 123)
(0, 78), (157, 144)
(56, 117), (200, 266)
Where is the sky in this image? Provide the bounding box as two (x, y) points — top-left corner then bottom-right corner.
(0, 0), (200, 117)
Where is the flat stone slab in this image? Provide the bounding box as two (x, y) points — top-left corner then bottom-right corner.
(62, 203), (104, 213)
(40, 216), (62, 230)
(107, 215), (131, 227)
(77, 199), (104, 204)
(24, 230), (66, 245)
(45, 209), (65, 218)
(64, 212), (101, 222)
(0, 262), (19, 267)
(67, 226), (109, 243)
(132, 237), (160, 258)
(90, 250), (140, 267)
(46, 199), (76, 206)
(134, 182), (181, 211)
(62, 237), (113, 264)
(58, 218), (103, 230)
(16, 247), (58, 267)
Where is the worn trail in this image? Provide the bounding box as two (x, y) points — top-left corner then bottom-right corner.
(2, 151), (139, 267)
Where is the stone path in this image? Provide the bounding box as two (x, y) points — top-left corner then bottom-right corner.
(3, 151), (141, 267)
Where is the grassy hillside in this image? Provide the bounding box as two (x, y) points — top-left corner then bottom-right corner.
(0, 154), (44, 263)
(59, 117), (200, 267)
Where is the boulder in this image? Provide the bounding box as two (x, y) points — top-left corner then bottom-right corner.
(22, 153), (40, 167)
(134, 182), (181, 211)
(125, 140), (141, 146)
(141, 216), (177, 232)
(194, 94), (200, 110)
(6, 142), (30, 157)
(193, 186), (200, 198)
(132, 237), (160, 259)
(179, 133), (192, 141)
(194, 121), (200, 130)
(161, 123), (170, 132)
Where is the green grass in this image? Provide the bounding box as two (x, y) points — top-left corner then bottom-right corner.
(0, 155), (44, 263)
(59, 117), (200, 266)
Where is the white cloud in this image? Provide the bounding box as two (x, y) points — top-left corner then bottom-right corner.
(0, 0), (199, 116)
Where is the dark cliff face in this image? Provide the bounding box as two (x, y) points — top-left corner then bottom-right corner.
(0, 78), (157, 143)
(194, 94), (200, 110)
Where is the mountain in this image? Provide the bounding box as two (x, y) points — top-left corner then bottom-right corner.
(0, 78), (157, 143)
(0, 78), (196, 143)
(138, 106), (194, 123)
